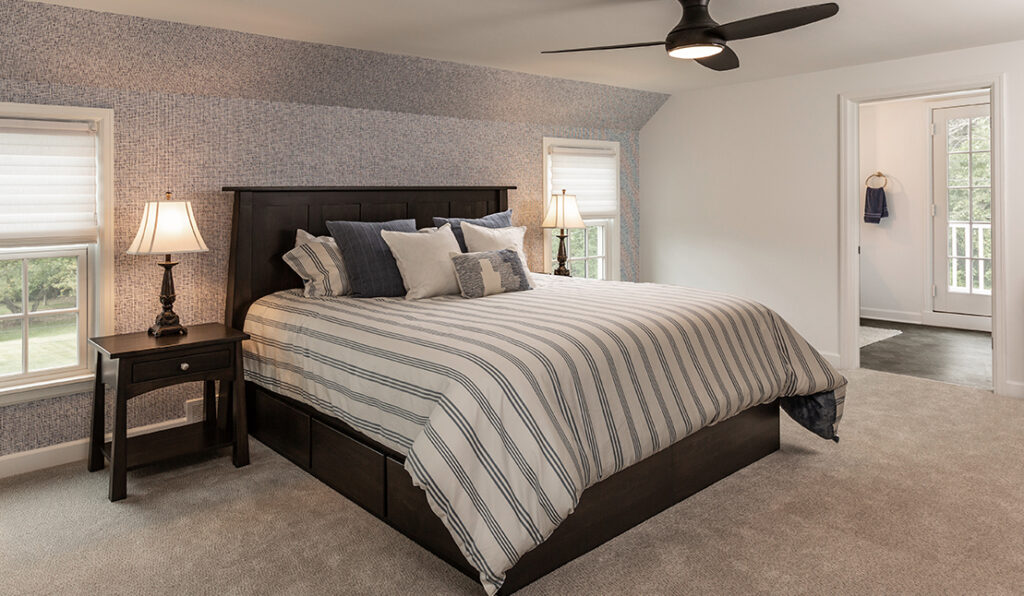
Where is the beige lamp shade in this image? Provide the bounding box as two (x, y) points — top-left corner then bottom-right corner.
(127, 200), (209, 255)
(541, 192), (586, 229)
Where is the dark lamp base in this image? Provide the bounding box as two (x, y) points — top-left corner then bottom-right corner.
(553, 228), (573, 277)
(148, 257), (188, 337)
(149, 315), (187, 337)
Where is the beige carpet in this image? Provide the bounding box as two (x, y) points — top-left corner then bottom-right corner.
(2, 369), (1023, 595)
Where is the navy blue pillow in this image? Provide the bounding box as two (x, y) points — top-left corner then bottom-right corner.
(326, 219), (417, 298)
(433, 209), (513, 252)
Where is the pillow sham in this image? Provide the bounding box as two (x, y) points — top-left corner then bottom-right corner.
(460, 221), (530, 271)
(282, 229), (350, 297)
(325, 218), (417, 298)
(432, 209), (512, 252)
(451, 249), (534, 299)
(380, 224), (462, 300)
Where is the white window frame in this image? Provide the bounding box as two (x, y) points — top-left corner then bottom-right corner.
(542, 137), (621, 280)
(0, 103), (114, 406)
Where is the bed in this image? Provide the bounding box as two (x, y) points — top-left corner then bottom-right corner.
(223, 186), (846, 594)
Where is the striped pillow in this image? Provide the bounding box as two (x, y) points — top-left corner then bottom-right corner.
(282, 231), (350, 297)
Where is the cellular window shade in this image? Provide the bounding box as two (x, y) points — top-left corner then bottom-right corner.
(0, 118), (99, 247)
(547, 146), (618, 217)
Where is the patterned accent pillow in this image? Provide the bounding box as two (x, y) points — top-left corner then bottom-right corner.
(451, 249), (534, 299)
(432, 209), (512, 252)
(282, 230), (350, 297)
(326, 219), (417, 298)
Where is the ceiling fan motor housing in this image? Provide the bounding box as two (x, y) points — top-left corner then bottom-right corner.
(666, 0), (725, 52)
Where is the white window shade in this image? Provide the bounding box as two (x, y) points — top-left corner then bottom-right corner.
(547, 147), (619, 217)
(0, 118), (98, 247)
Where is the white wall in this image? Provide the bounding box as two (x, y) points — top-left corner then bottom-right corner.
(640, 39), (1024, 396)
(858, 99), (931, 323)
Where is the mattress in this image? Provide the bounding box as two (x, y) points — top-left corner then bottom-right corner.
(243, 274), (846, 594)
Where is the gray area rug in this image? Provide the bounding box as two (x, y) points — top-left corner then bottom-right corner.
(2, 368), (1023, 595)
(859, 325), (902, 348)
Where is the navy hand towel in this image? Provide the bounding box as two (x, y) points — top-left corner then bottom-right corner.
(864, 187), (888, 224)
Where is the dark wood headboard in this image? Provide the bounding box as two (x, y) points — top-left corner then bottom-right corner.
(222, 186), (514, 330)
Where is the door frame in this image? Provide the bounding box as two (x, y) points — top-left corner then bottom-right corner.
(838, 75), (1008, 395)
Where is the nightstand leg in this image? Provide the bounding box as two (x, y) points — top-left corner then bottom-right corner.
(203, 381), (217, 429)
(87, 356), (105, 472)
(218, 385), (232, 434)
(109, 385), (128, 502)
(231, 347), (249, 467)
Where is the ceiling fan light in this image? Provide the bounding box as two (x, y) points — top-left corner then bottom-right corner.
(667, 43), (723, 59)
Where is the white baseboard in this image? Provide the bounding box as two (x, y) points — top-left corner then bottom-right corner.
(0, 417), (187, 480)
(859, 308), (923, 325)
(820, 351), (841, 369)
(861, 308), (992, 332)
(998, 380), (1024, 399)
(921, 311), (992, 332)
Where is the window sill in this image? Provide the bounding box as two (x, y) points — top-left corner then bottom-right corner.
(0, 373), (94, 407)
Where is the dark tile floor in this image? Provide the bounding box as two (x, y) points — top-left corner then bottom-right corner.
(860, 318), (992, 389)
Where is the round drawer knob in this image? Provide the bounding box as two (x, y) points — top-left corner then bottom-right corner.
(179, 362), (190, 371)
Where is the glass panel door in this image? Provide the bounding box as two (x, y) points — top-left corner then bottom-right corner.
(932, 103), (992, 317)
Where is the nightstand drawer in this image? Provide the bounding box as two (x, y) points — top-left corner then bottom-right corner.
(131, 349), (231, 383)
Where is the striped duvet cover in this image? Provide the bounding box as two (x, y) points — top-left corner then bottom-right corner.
(243, 275), (846, 594)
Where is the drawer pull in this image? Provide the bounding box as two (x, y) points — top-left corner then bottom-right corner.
(179, 362), (190, 371)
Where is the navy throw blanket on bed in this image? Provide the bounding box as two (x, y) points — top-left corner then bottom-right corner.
(864, 186), (888, 224)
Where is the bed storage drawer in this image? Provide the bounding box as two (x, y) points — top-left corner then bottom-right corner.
(247, 385), (310, 468)
(311, 420), (386, 517)
(386, 457), (476, 577)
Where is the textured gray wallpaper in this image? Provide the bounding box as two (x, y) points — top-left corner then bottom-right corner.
(0, 0), (666, 457)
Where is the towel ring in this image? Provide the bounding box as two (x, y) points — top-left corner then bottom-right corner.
(865, 172), (888, 189)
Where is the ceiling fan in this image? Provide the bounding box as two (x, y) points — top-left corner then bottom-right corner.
(541, 0), (839, 71)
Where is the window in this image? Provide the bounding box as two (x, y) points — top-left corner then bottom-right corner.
(543, 138), (620, 280)
(0, 104), (113, 404)
(0, 247), (88, 378)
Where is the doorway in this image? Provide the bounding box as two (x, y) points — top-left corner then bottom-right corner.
(839, 80), (1005, 393)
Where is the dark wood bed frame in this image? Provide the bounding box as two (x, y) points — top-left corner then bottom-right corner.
(223, 186), (781, 594)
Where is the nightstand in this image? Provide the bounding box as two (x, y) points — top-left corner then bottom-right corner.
(87, 323), (250, 501)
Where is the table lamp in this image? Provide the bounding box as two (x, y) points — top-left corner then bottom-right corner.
(127, 191), (209, 336)
(542, 189), (586, 276)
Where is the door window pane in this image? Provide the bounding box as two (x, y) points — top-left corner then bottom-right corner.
(949, 258), (969, 291)
(971, 188), (991, 222)
(948, 189), (970, 221)
(569, 260), (585, 277)
(0, 259), (22, 315)
(971, 117), (991, 151)
(27, 256), (78, 313)
(947, 118), (970, 152)
(971, 152), (991, 187)
(27, 313), (78, 372)
(0, 318), (21, 375)
(973, 225), (991, 260)
(949, 224), (969, 257)
(947, 153), (970, 186)
(972, 259), (991, 293)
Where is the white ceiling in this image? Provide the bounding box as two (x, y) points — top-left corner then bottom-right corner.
(34, 0), (1024, 94)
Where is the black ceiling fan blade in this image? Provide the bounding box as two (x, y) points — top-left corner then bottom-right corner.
(541, 41), (663, 54)
(696, 45), (739, 71)
(712, 3), (839, 41)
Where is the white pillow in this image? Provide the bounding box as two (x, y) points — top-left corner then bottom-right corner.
(283, 229), (350, 297)
(380, 224), (462, 300)
(461, 222), (530, 271)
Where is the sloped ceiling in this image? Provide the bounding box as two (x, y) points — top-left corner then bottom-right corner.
(29, 0), (1024, 93)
